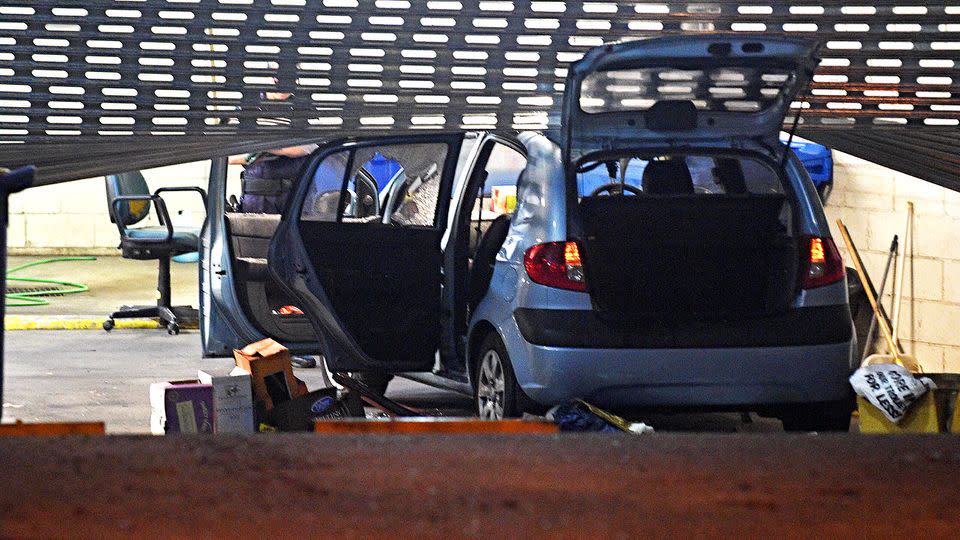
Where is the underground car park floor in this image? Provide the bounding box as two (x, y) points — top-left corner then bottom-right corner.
(2, 329), (792, 433)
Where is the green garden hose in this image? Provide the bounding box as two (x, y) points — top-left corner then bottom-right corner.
(5, 257), (95, 307)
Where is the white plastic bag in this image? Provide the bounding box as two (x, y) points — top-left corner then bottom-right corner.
(849, 363), (936, 423)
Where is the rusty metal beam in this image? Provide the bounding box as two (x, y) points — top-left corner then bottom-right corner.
(0, 434), (958, 537)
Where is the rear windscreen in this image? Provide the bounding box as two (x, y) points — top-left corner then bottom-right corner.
(576, 155), (783, 198)
(579, 66), (794, 114)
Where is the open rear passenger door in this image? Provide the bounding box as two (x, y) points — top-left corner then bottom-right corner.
(269, 133), (464, 373)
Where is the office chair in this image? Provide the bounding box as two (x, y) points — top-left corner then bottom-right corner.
(103, 171), (207, 335)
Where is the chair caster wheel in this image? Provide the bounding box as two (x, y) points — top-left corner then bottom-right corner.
(103, 319), (115, 332)
(167, 323), (180, 335)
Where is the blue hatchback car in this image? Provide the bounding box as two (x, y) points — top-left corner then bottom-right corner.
(202, 35), (856, 431)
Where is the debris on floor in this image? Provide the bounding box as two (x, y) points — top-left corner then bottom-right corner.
(233, 338), (307, 409)
(198, 368), (255, 433)
(546, 400), (653, 434)
(262, 387), (363, 431)
(151, 338), (364, 434)
(150, 380), (214, 434)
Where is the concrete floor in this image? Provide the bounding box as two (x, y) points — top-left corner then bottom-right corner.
(6, 255), (198, 318)
(1, 256), (786, 433)
(2, 329), (786, 434)
(1, 329), (475, 433)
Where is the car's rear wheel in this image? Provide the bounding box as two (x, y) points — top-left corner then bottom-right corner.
(779, 399), (854, 432)
(474, 332), (521, 420)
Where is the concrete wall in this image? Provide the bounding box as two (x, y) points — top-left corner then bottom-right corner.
(7, 161), (226, 255)
(825, 151), (960, 372)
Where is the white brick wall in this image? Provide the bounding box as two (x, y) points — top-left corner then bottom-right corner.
(826, 151), (960, 372)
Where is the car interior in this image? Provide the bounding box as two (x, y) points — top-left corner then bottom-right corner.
(446, 140), (527, 342)
(576, 154), (798, 323)
(223, 151), (402, 344)
(221, 136), (528, 364)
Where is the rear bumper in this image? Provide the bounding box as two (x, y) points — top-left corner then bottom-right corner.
(504, 306), (855, 409)
(514, 305), (853, 349)
(514, 341), (855, 410)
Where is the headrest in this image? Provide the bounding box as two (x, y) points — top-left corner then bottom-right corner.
(641, 159), (694, 195)
(712, 158), (747, 194)
(105, 171), (150, 226)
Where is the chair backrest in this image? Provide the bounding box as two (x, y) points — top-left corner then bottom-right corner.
(105, 171), (150, 226)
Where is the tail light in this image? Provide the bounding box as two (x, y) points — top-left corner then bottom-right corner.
(523, 241), (587, 292)
(801, 235), (845, 289)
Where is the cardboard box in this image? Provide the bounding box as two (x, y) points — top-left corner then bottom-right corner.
(233, 338), (306, 410)
(198, 367), (255, 433)
(150, 381), (214, 434)
(265, 388), (363, 431)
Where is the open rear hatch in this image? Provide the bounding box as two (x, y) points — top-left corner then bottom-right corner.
(561, 35), (820, 162)
(563, 36), (820, 323)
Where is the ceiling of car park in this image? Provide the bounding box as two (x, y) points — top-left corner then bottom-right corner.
(0, 1), (958, 190)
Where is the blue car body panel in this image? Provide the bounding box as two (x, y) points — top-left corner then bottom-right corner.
(784, 138), (833, 188)
(467, 132), (855, 410)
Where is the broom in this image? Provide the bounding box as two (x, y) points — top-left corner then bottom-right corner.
(835, 219), (920, 372)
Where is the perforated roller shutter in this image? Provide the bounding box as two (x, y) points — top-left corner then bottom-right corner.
(0, 1), (958, 190)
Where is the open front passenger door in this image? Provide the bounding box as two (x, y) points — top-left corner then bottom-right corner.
(269, 133), (464, 373)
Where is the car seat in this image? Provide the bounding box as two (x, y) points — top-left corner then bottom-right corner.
(712, 158), (748, 194)
(469, 214), (511, 310)
(641, 159), (695, 194)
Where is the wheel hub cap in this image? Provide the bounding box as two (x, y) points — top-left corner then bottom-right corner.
(477, 350), (506, 420)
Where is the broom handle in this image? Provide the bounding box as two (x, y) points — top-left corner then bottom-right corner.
(891, 202), (913, 343)
(861, 235), (898, 362)
(836, 219), (900, 359)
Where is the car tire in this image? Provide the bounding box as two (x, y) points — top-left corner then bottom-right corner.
(353, 371), (393, 396)
(780, 399), (854, 432)
(474, 332), (523, 420)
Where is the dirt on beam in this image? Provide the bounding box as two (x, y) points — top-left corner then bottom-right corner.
(0, 434), (957, 537)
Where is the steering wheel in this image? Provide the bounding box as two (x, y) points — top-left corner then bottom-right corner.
(590, 182), (643, 197)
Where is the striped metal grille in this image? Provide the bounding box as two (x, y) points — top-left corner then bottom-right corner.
(0, 1), (958, 187)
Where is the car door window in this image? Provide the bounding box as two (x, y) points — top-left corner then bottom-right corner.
(300, 143), (449, 227)
(368, 143), (447, 227)
(301, 150), (349, 222)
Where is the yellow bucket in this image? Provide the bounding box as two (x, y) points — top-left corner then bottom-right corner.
(858, 373), (960, 434)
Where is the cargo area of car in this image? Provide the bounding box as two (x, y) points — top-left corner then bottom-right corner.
(579, 194), (798, 322)
(573, 154), (800, 325)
